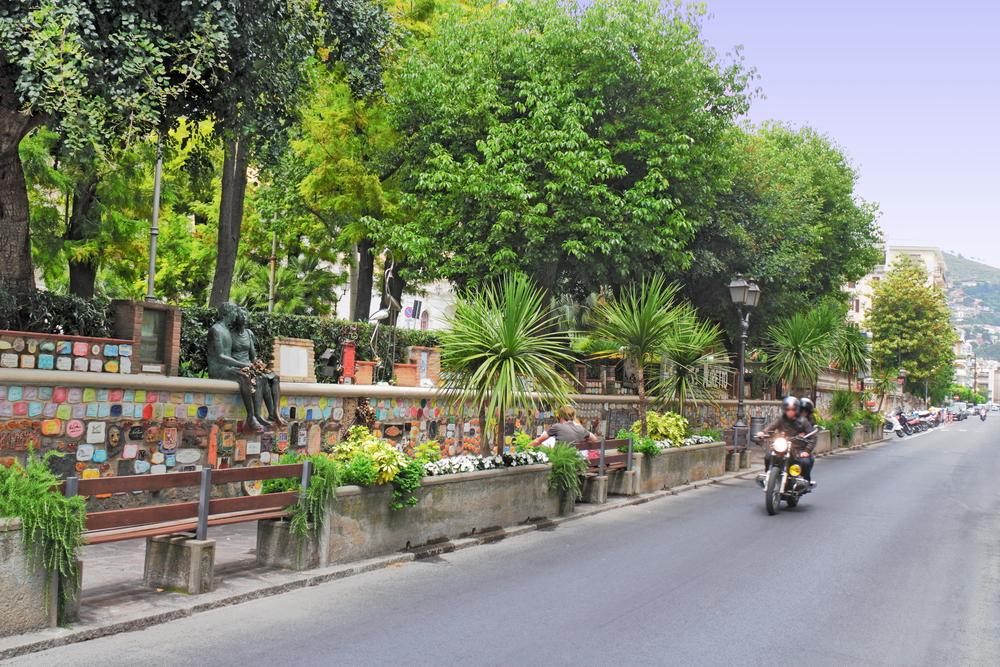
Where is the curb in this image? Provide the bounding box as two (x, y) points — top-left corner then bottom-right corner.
(0, 437), (891, 660)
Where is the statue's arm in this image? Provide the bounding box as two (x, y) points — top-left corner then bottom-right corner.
(208, 326), (245, 368)
(248, 330), (258, 362)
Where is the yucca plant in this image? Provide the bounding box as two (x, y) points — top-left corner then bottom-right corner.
(870, 368), (899, 411)
(765, 311), (830, 395)
(589, 275), (682, 436)
(833, 323), (870, 383)
(440, 273), (575, 455)
(659, 304), (731, 416)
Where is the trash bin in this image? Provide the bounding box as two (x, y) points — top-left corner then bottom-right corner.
(750, 416), (767, 445)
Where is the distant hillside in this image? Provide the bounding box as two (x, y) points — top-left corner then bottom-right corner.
(944, 252), (1000, 284)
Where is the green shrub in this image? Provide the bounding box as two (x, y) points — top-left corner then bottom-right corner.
(0, 452), (87, 602)
(830, 390), (860, 421)
(412, 441), (442, 464)
(631, 411), (688, 445)
(390, 461), (424, 510)
(546, 444), (587, 501)
(340, 455), (379, 487)
(616, 428), (660, 458)
(0, 288), (112, 337)
(262, 453), (341, 538)
(329, 426), (409, 485)
(692, 427), (723, 441)
(513, 432), (537, 452)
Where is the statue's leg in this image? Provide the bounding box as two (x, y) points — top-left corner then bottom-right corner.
(222, 368), (263, 433)
(265, 377), (286, 425)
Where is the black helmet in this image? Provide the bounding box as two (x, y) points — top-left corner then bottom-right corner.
(781, 396), (801, 414)
(799, 397), (815, 416)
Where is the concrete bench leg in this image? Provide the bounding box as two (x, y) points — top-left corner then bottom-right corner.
(143, 535), (215, 594)
(739, 450), (751, 469)
(256, 520), (322, 571)
(725, 451), (740, 472)
(581, 475), (609, 504)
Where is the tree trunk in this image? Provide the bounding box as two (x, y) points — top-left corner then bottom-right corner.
(65, 172), (100, 298)
(353, 236), (374, 321)
(0, 99), (40, 295)
(637, 364), (647, 436)
(209, 136), (249, 307)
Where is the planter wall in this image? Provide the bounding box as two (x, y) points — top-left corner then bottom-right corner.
(813, 430), (833, 455)
(0, 518), (57, 638)
(634, 442), (727, 494)
(325, 464), (558, 565)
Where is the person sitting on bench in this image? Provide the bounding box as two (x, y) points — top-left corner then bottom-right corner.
(528, 405), (599, 448)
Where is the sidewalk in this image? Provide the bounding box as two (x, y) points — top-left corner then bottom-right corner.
(1, 439), (891, 660)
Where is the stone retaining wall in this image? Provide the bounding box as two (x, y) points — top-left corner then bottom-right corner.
(0, 518), (56, 638)
(633, 442), (727, 494)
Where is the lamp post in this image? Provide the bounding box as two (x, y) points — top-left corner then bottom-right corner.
(728, 277), (761, 450)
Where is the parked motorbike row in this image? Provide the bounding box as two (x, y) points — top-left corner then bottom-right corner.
(884, 409), (942, 438)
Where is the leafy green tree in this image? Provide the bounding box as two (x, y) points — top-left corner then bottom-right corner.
(391, 0), (751, 296)
(672, 124), (882, 347)
(0, 0), (239, 294)
(867, 257), (957, 397)
(439, 273), (574, 455)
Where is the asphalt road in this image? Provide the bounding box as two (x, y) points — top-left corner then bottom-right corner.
(13, 419), (1000, 667)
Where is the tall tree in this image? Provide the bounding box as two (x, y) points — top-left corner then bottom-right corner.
(0, 0), (238, 294)
(391, 0), (751, 296)
(204, 0), (391, 307)
(867, 256), (957, 397)
(672, 124), (882, 348)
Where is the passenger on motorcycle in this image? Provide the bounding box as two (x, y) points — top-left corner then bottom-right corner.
(757, 396), (817, 481)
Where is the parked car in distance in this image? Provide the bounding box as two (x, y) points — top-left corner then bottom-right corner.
(948, 402), (968, 421)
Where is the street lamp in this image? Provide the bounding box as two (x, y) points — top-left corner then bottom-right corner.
(728, 277), (760, 450)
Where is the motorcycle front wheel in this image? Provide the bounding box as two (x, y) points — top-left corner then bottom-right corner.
(765, 467), (782, 515)
(896, 429), (905, 438)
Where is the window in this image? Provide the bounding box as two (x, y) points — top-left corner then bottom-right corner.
(420, 310), (430, 330)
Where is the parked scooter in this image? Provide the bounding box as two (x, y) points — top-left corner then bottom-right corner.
(884, 413), (905, 438)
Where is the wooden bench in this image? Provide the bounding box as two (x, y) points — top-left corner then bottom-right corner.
(62, 463), (311, 545)
(573, 438), (633, 477)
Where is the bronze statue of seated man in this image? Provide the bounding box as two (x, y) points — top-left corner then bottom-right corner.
(207, 302), (286, 433)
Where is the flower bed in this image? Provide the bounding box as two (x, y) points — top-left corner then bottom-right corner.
(423, 450), (549, 476)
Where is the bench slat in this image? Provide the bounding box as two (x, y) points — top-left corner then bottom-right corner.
(72, 470), (203, 496)
(210, 463), (304, 485)
(86, 501), (201, 532)
(83, 509), (290, 544)
(207, 491), (298, 515)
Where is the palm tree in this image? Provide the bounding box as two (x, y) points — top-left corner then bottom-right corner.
(659, 304), (731, 416)
(589, 275), (682, 436)
(765, 311), (829, 395)
(440, 273), (575, 455)
(832, 323), (870, 388)
(870, 368), (898, 411)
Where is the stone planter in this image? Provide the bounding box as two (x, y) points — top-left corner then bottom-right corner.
(326, 464), (559, 565)
(0, 518), (57, 638)
(393, 363), (419, 387)
(257, 519), (324, 571)
(355, 360), (376, 385)
(813, 430), (832, 455)
(634, 442), (727, 494)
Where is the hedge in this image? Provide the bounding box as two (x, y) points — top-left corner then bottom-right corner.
(1, 289), (439, 383)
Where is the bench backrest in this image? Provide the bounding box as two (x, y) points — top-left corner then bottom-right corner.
(571, 437), (632, 474)
(63, 463), (309, 539)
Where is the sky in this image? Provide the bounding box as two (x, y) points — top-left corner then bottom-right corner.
(699, 0), (1000, 268)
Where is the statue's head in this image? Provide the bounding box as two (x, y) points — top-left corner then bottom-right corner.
(218, 302), (249, 330)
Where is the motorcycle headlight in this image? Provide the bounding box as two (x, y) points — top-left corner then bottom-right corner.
(772, 438), (789, 453)
(789, 464), (802, 476)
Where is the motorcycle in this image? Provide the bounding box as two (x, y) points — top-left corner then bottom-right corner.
(896, 410), (914, 435)
(884, 413), (905, 438)
(754, 431), (818, 515)
(981, 411), (988, 422)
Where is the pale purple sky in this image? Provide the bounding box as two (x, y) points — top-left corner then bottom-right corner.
(700, 0), (1000, 268)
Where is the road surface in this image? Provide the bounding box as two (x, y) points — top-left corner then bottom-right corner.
(14, 419), (1000, 666)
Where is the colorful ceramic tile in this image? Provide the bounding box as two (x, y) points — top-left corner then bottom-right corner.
(150, 463), (167, 475)
(164, 404), (176, 418)
(150, 451), (165, 465)
(122, 403), (134, 417)
(7, 386), (23, 401)
(118, 344), (132, 357)
(0, 353), (18, 368)
(86, 422), (106, 444)
(0, 402), (11, 417)
(71, 404), (86, 419)
(119, 357), (131, 374)
(133, 460), (150, 474)
(25, 339), (38, 353)
(39, 341), (54, 354)
(259, 451), (272, 464)
(92, 449), (108, 463)
(88, 358), (103, 372)
(72, 342), (88, 356)
(56, 404), (72, 420)
(37, 386), (53, 400)
(122, 443), (138, 460)
(97, 403), (111, 418)
(103, 344), (119, 357)
(187, 405), (197, 418)
(108, 389), (123, 402)
(11, 338), (24, 352)
(85, 403), (98, 418)
(104, 360), (119, 373)
(81, 388), (95, 403)
(81, 468), (100, 480)
(142, 404), (153, 420)
(134, 390), (146, 403)
(13, 402), (28, 416)
(18, 355), (35, 369)
(152, 403), (164, 420)
(146, 391), (158, 403)
(233, 440), (246, 462)
(76, 444), (94, 461)
(41, 419), (62, 436)
(38, 354), (55, 370)
(176, 449), (201, 465)
(183, 392), (194, 404)
(122, 389), (134, 402)
(42, 402), (58, 418)
(96, 389), (109, 402)
(66, 387), (82, 403)
(246, 440), (261, 456)
(56, 341), (72, 355)
(162, 428), (178, 451)
(165, 454), (176, 467)
(72, 357), (88, 371)
(90, 344), (100, 356)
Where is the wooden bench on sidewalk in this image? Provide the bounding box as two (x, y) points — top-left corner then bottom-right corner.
(572, 437), (634, 503)
(62, 463), (312, 594)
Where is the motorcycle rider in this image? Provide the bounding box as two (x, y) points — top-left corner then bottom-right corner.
(757, 396), (817, 482)
(799, 397), (816, 430)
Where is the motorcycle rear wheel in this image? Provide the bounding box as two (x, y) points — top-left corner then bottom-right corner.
(765, 468), (781, 515)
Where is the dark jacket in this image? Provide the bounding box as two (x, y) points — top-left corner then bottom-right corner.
(762, 415), (816, 453)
